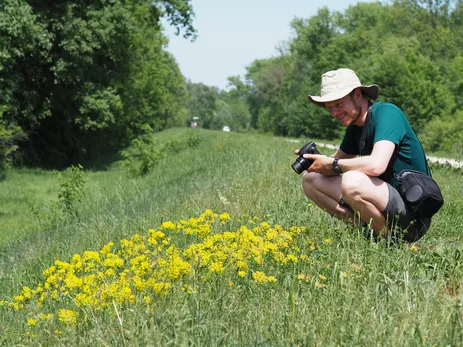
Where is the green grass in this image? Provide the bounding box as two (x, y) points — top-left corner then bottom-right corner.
(0, 128), (462, 346)
(0, 169), (59, 246)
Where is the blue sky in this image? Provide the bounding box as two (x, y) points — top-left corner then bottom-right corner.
(163, 0), (374, 90)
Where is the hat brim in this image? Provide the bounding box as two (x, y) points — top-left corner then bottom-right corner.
(308, 84), (380, 108)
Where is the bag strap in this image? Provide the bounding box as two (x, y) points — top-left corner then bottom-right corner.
(359, 104), (373, 156)
(415, 138), (432, 177)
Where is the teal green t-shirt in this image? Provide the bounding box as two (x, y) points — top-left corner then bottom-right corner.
(339, 102), (430, 189)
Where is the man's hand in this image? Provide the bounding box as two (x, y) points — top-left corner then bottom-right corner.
(303, 154), (337, 175)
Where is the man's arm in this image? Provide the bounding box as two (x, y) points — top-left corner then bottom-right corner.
(330, 147), (357, 159)
(304, 140), (396, 176)
(295, 146), (355, 158)
(336, 140), (395, 176)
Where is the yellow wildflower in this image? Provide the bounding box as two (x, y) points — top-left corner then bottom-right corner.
(150, 282), (171, 295)
(209, 262), (225, 273)
(82, 251), (100, 262)
(100, 242), (114, 255)
(260, 222), (271, 230)
(58, 309), (77, 325)
(27, 318), (37, 326)
(160, 221), (176, 230)
(13, 295), (25, 303)
(220, 212), (231, 221)
(283, 254), (298, 264)
(252, 271), (277, 283)
(64, 273), (82, 289)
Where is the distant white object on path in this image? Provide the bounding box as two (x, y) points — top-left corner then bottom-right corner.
(223, 126), (231, 132)
(287, 139), (463, 169)
(426, 156), (463, 168)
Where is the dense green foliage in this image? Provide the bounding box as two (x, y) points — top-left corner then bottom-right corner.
(0, 129), (462, 345)
(0, 0), (194, 168)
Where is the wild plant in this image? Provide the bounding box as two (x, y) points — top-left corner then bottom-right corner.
(120, 135), (165, 177)
(29, 165), (86, 225)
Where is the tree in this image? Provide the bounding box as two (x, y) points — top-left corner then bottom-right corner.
(244, 57), (292, 135)
(0, 0), (196, 168)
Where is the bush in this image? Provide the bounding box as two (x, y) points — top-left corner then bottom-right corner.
(0, 115), (23, 174)
(29, 165), (86, 225)
(57, 165), (86, 216)
(421, 111), (463, 153)
(186, 130), (201, 148)
(120, 135), (166, 177)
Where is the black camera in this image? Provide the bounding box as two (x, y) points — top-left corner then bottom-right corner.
(291, 141), (320, 174)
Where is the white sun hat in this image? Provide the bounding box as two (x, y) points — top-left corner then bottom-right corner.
(308, 68), (380, 107)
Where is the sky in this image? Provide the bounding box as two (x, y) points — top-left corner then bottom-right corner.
(163, 0), (374, 90)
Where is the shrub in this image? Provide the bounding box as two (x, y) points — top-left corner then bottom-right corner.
(29, 165), (86, 225)
(186, 130), (201, 148)
(120, 135), (165, 177)
(421, 111), (463, 153)
(57, 165), (86, 216)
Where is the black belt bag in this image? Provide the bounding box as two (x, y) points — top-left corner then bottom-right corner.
(397, 170), (444, 218)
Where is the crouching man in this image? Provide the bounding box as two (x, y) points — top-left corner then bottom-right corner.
(299, 68), (432, 242)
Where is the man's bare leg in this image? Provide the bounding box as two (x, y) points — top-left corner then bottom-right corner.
(340, 171), (390, 235)
(302, 172), (355, 222)
(302, 171), (390, 236)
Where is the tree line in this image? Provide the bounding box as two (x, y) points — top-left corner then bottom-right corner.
(1, 0), (463, 171)
(191, 0), (463, 155)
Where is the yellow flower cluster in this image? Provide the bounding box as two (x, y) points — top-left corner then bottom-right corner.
(58, 309), (78, 325)
(4, 210), (309, 329)
(252, 271), (277, 283)
(184, 221), (306, 278)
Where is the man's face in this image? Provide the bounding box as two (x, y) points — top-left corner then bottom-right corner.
(325, 91), (362, 126)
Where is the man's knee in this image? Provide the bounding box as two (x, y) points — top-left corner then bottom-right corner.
(302, 172), (321, 197)
(341, 171), (369, 200)
(302, 171), (318, 187)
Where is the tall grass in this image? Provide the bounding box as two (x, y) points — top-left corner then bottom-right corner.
(0, 128), (462, 346)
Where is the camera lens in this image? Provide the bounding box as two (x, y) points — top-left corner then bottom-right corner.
(291, 158), (305, 174)
(291, 142), (319, 174)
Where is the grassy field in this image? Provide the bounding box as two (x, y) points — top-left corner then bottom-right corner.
(0, 128), (462, 346)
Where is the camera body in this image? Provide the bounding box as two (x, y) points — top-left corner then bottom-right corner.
(292, 141), (320, 174)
